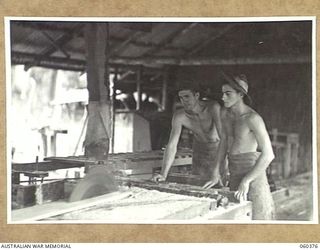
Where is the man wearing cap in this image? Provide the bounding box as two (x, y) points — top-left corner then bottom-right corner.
(203, 72), (275, 220)
(152, 80), (222, 183)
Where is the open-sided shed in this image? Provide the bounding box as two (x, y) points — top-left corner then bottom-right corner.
(9, 19), (313, 176)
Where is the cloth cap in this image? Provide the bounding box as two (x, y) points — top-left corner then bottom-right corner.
(221, 71), (252, 105)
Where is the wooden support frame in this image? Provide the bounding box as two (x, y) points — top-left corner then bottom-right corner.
(40, 30), (70, 58)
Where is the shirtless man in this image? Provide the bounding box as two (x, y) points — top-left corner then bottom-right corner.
(152, 80), (222, 182)
(203, 73), (275, 220)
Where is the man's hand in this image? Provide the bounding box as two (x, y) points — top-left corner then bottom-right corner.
(151, 173), (166, 182)
(234, 177), (250, 202)
(202, 174), (223, 189)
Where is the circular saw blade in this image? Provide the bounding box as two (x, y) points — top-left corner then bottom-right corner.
(69, 166), (119, 202)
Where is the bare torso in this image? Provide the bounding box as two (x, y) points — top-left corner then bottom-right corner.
(179, 101), (220, 143)
(223, 108), (258, 154)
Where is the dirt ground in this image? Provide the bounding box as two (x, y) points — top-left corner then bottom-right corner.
(274, 171), (315, 221)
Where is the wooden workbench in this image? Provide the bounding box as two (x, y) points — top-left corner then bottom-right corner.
(11, 182), (252, 222)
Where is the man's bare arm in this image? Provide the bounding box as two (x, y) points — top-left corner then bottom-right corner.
(152, 112), (183, 181)
(203, 109), (228, 189)
(244, 114), (274, 182)
(212, 101), (222, 139)
(234, 114), (274, 201)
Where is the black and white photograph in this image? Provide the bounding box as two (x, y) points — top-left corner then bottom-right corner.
(6, 17), (317, 224)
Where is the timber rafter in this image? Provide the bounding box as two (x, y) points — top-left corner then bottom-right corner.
(143, 23), (198, 56)
(12, 51), (311, 72)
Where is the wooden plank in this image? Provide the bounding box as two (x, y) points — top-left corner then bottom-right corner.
(120, 178), (239, 203)
(127, 173), (153, 180)
(13, 161), (85, 172)
(162, 201), (212, 220)
(45, 150), (192, 173)
(168, 173), (290, 202)
(167, 173), (208, 186)
(43, 156), (98, 164)
(11, 190), (133, 222)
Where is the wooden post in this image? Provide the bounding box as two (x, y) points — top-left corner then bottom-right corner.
(283, 144), (292, 179)
(291, 144), (299, 175)
(111, 69), (118, 153)
(161, 69), (168, 111)
(288, 133), (299, 176)
(271, 128), (278, 144)
(136, 67), (142, 111)
(83, 23), (111, 160)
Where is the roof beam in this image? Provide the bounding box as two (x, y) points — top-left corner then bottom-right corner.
(179, 55), (311, 65)
(110, 36), (186, 54)
(143, 23), (198, 56)
(109, 31), (145, 57)
(187, 25), (235, 55)
(115, 70), (134, 82)
(12, 22), (186, 54)
(12, 52), (311, 72)
(21, 24), (84, 70)
(12, 21), (82, 33)
(110, 54), (311, 66)
(12, 52), (86, 71)
(38, 23), (83, 57)
(40, 31), (70, 58)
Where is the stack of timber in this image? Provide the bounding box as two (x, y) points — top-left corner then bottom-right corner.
(269, 129), (300, 179)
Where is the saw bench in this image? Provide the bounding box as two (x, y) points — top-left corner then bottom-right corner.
(11, 149), (192, 208)
(11, 176), (253, 222)
(11, 149), (288, 222)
